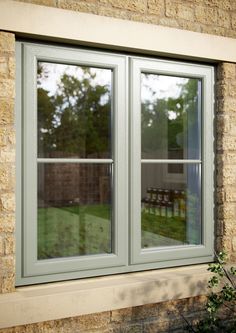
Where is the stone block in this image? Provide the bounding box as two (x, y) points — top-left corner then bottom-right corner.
(0, 127), (15, 147)
(0, 99), (14, 125)
(70, 312), (111, 331)
(0, 57), (8, 79)
(4, 234), (15, 255)
(143, 319), (169, 333)
(0, 163), (15, 191)
(0, 193), (15, 213)
(100, 0), (146, 13)
(217, 203), (236, 220)
(8, 57), (15, 80)
(195, 6), (218, 25)
(217, 9), (230, 28)
(0, 148), (15, 163)
(0, 273), (15, 294)
(0, 235), (4, 256)
(58, 0), (98, 14)
(0, 214), (15, 233)
(0, 32), (15, 53)
(232, 236), (236, 252)
(111, 307), (133, 322)
(98, 6), (130, 20)
(147, 0), (164, 16)
(0, 80), (14, 99)
(119, 323), (143, 333)
(217, 63), (236, 80)
(217, 97), (236, 114)
(15, 0), (57, 6)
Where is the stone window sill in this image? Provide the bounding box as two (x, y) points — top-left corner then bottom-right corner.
(0, 264), (212, 329)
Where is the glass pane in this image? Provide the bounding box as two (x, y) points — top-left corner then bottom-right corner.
(141, 74), (201, 160)
(37, 163), (112, 259)
(37, 62), (112, 158)
(141, 163), (201, 248)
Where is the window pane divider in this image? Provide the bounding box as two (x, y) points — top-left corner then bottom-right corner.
(37, 158), (113, 164)
(141, 159), (201, 164)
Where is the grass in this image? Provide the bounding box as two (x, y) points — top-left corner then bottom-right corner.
(38, 204), (111, 259)
(38, 204), (197, 259)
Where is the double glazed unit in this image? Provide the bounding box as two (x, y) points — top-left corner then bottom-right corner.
(16, 42), (214, 285)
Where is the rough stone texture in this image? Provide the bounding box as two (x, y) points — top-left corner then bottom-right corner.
(1, 0), (236, 332)
(12, 0), (236, 38)
(0, 296), (208, 333)
(216, 62), (236, 262)
(0, 32), (15, 296)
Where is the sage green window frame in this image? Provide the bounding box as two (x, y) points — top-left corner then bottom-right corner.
(130, 58), (214, 265)
(16, 42), (214, 286)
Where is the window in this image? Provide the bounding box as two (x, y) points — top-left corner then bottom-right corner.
(16, 42), (214, 285)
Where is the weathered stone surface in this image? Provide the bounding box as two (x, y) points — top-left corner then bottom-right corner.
(195, 5), (218, 25)
(0, 193), (15, 213)
(58, 0), (98, 14)
(0, 33), (15, 53)
(0, 99), (14, 125)
(147, 0), (165, 16)
(14, 0), (56, 6)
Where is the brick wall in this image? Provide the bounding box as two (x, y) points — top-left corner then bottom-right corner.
(1, 0), (236, 332)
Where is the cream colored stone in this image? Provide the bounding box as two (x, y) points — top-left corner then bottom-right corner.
(195, 6), (218, 25)
(231, 12), (236, 30)
(14, 0), (56, 6)
(0, 265), (212, 329)
(0, 193), (15, 213)
(97, 6), (130, 20)
(58, 0), (98, 14)
(0, 148), (15, 163)
(0, 235), (4, 256)
(4, 234), (15, 255)
(217, 9), (230, 29)
(147, 0), (165, 16)
(0, 256), (14, 274)
(0, 164), (15, 192)
(0, 99), (14, 125)
(0, 57), (8, 79)
(217, 203), (236, 220)
(8, 57), (15, 79)
(232, 236), (236, 251)
(0, 127), (15, 147)
(0, 32), (15, 53)
(0, 80), (14, 99)
(0, 214), (15, 233)
(217, 63), (236, 80)
(100, 0), (146, 13)
(0, 274), (15, 294)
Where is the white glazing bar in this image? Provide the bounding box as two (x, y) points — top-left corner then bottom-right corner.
(141, 159), (201, 164)
(37, 158), (113, 164)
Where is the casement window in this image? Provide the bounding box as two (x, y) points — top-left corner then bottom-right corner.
(16, 42), (214, 285)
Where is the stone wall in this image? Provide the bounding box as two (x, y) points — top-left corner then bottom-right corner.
(14, 0), (236, 38)
(0, 32), (15, 294)
(1, 0), (236, 332)
(0, 296), (207, 333)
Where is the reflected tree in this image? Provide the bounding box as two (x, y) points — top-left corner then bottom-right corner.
(37, 65), (111, 158)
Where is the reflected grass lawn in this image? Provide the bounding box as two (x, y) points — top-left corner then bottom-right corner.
(141, 212), (187, 248)
(38, 204), (111, 260)
(38, 205), (188, 260)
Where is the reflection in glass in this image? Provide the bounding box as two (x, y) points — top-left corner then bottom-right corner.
(37, 62), (112, 158)
(141, 163), (201, 248)
(37, 163), (112, 259)
(141, 74), (201, 161)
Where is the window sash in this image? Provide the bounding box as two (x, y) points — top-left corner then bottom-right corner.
(130, 57), (214, 264)
(17, 43), (128, 278)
